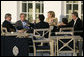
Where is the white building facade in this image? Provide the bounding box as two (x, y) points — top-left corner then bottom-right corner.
(1, 1), (83, 24)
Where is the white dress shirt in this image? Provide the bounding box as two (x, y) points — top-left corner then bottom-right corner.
(74, 18), (78, 26)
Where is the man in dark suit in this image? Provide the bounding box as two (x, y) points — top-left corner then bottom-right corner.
(34, 14), (49, 29)
(68, 12), (83, 56)
(15, 13), (30, 33)
(34, 14), (50, 39)
(68, 12), (83, 31)
(67, 12), (83, 37)
(2, 13), (16, 32)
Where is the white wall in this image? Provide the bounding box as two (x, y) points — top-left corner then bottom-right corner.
(1, 1), (18, 24)
(1, 1), (63, 24)
(44, 1), (62, 22)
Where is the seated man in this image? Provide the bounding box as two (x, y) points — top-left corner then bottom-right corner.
(2, 13), (16, 32)
(34, 14), (50, 46)
(15, 13), (30, 33)
(67, 12), (83, 31)
(57, 18), (68, 31)
(34, 14), (49, 29)
(67, 12), (83, 37)
(34, 14), (50, 38)
(58, 18), (68, 27)
(67, 12), (83, 56)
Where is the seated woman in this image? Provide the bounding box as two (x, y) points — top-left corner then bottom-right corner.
(46, 11), (58, 36)
(46, 11), (58, 26)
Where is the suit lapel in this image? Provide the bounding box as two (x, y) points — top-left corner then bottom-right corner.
(20, 20), (23, 27)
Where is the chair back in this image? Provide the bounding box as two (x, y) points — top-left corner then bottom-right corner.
(55, 32), (75, 56)
(56, 36), (75, 56)
(33, 28), (51, 39)
(1, 26), (8, 34)
(60, 27), (74, 32)
(55, 32), (74, 36)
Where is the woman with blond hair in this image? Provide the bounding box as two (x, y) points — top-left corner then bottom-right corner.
(46, 11), (58, 26)
(46, 11), (58, 36)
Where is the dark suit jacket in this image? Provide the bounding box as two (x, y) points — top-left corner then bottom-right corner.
(67, 18), (83, 31)
(34, 21), (50, 29)
(15, 20), (29, 30)
(34, 21), (50, 38)
(2, 20), (16, 32)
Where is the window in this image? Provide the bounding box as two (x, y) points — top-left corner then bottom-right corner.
(64, 1), (83, 22)
(81, 1), (83, 21)
(20, 1), (44, 23)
